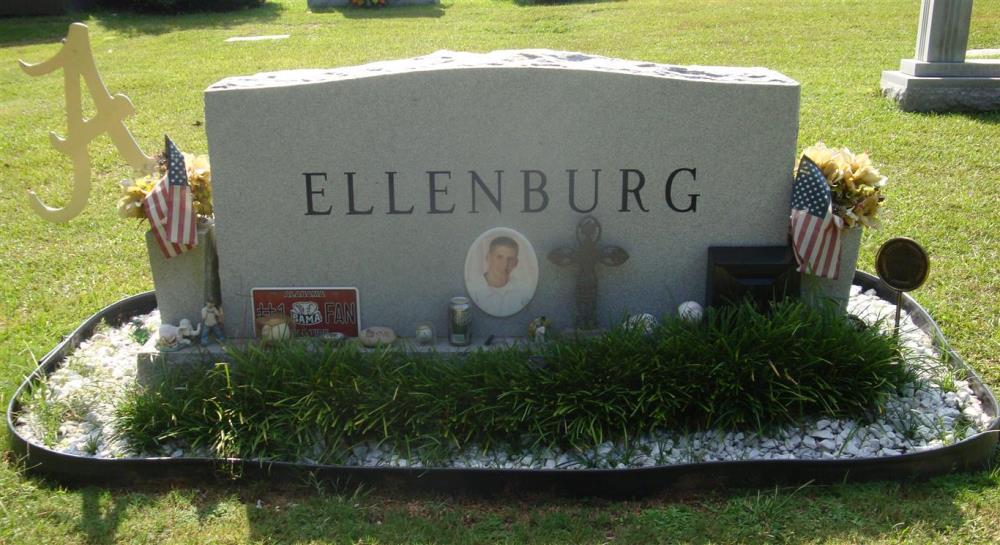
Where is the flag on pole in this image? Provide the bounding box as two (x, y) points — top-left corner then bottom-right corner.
(144, 136), (197, 258)
(790, 155), (844, 279)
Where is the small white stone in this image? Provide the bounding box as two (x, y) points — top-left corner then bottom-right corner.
(810, 429), (836, 440)
(359, 327), (396, 348)
(19, 297), (997, 469)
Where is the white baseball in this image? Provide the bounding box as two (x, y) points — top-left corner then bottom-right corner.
(262, 322), (291, 341)
(625, 313), (658, 334)
(678, 301), (704, 322)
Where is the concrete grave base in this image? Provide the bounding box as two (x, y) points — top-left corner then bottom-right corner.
(135, 334), (528, 386)
(135, 336), (238, 387)
(881, 70), (1000, 112)
(899, 59), (1000, 78)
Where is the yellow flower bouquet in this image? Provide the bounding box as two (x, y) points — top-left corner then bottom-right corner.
(117, 152), (213, 220)
(795, 142), (887, 229)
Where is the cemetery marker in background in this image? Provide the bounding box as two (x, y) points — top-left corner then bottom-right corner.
(225, 35), (290, 43)
(205, 50), (801, 338)
(882, 0), (1000, 111)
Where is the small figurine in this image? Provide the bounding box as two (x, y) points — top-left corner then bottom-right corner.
(177, 318), (201, 345)
(157, 319), (202, 351)
(527, 316), (552, 343)
(201, 301), (225, 344)
(678, 301), (704, 322)
(156, 323), (181, 351)
(625, 313), (658, 334)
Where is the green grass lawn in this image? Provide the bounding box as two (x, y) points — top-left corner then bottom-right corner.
(1, 0), (998, 542)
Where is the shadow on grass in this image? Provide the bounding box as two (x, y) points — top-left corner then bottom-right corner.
(0, 3), (284, 47)
(309, 5), (445, 19)
(236, 471), (1000, 544)
(74, 484), (224, 544)
(878, 94), (1000, 125)
(98, 3), (286, 37)
(512, 0), (623, 6)
(8, 460), (997, 543)
(77, 488), (152, 545)
(897, 110), (1000, 125)
(951, 110), (1000, 124)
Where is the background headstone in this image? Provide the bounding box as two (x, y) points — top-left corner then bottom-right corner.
(882, 0), (1000, 111)
(915, 0), (973, 62)
(205, 50), (800, 338)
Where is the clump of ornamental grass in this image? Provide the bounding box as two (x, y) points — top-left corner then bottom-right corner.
(117, 298), (913, 465)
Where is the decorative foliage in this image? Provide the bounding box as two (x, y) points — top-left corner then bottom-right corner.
(118, 298), (913, 464)
(117, 152), (213, 220)
(796, 142), (887, 229)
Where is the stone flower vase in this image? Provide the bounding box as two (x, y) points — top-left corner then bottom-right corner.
(801, 226), (864, 314)
(146, 217), (221, 326)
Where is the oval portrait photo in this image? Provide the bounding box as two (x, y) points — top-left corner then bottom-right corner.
(464, 227), (539, 318)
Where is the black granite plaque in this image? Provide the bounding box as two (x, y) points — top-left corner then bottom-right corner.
(706, 246), (800, 311)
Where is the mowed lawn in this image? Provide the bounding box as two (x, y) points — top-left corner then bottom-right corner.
(1, 0), (999, 543)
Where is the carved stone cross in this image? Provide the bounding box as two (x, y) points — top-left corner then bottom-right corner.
(548, 216), (630, 331)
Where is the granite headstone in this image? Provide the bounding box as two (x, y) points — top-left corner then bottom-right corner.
(204, 50), (800, 338)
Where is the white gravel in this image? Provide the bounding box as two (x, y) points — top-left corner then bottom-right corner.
(17, 311), (160, 458)
(15, 287), (996, 467)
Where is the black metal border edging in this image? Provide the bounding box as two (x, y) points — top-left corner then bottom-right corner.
(7, 275), (999, 497)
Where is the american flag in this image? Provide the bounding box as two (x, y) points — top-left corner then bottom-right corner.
(144, 136), (197, 258)
(790, 155), (844, 279)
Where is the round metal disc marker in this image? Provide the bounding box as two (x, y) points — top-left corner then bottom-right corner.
(875, 237), (930, 332)
(876, 238), (930, 292)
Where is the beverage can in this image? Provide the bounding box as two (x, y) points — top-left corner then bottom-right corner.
(449, 296), (471, 346)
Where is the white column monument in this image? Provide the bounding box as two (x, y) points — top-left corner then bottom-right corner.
(881, 0), (999, 111)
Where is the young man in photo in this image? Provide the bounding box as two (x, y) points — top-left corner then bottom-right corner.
(467, 236), (532, 317)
